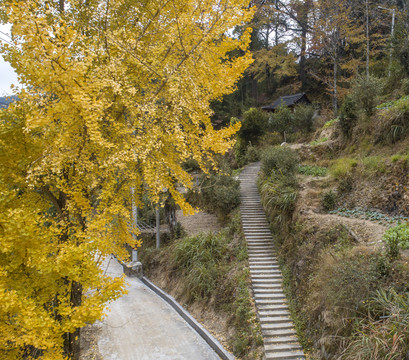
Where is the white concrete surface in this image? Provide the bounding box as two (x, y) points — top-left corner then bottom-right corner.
(96, 257), (221, 360)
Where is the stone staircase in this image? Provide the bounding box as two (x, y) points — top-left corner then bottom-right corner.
(239, 162), (305, 360)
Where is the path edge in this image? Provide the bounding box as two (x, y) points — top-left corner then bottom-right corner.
(141, 276), (235, 360)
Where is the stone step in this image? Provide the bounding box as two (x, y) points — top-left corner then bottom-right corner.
(249, 250), (275, 253)
(249, 261), (278, 266)
(249, 262), (277, 266)
(257, 304), (289, 312)
(247, 249), (275, 254)
(249, 262), (279, 267)
(254, 293), (286, 300)
(247, 238), (273, 242)
(261, 323), (294, 332)
(264, 336), (301, 345)
(251, 272), (283, 278)
(251, 268), (281, 274)
(243, 229), (270, 232)
(243, 225), (270, 228)
(265, 351), (305, 360)
(252, 278), (283, 284)
(248, 248), (274, 252)
(253, 286), (283, 292)
(253, 285), (283, 292)
(251, 272), (282, 278)
(247, 245), (274, 249)
(241, 214), (267, 217)
(250, 265), (280, 270)
(260, 316), (292, 324)
(242, 218), (270, 222)
(248, 255), (276, 259)
(265, 343), (303, 353)
(250, 263), (278, 268)
(262, 328), (297, 338)
(262, 328), (297, 337)
(247, 242), (274, 246)
(250, 258), (277, 262)
(247, 241), (273, 245)
(252, 276), (282, 281)
(255, 298), (287, 305)
(259, 310), (290, 317)
(242, 219), (268, 222)
(246, 232), (271, 236)
(241, 218), (270, 222)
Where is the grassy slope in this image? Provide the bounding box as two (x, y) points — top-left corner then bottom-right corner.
(258, 103), (409, 359)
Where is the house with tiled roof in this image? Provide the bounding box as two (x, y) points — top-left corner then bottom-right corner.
(262, 92), (311, 112)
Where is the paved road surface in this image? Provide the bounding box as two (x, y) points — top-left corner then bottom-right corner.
(95, 257), (221, 360)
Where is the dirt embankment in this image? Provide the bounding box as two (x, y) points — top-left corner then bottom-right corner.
(295, 173), (387, 246)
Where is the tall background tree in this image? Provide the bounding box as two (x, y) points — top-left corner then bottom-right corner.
(212, 0), (408, 118)
(0, 0), (254, 358)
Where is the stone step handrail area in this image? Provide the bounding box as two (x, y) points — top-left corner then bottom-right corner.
(240, 162), (305, 360)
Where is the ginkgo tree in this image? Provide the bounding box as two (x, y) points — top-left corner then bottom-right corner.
(0, 0), (254, 358)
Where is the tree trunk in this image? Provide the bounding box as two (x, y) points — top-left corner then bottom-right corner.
(366, 0), (370, 77)
(63, 281), (82, 360)
(164, 195), (177, 236)
(300, 27), (307, 89)
(333, 58), (338, 113)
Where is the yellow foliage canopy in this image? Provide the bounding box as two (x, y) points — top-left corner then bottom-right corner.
(0, 0), (254, 358)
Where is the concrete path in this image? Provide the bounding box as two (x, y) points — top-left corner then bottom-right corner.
(240, 163), (305, 360)
(95, 257), (221, 360)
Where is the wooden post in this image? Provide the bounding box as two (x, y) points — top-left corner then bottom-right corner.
(156, 207), (160, 249)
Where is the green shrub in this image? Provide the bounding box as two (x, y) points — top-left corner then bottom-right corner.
(309, 137), (328, 146)
(298, 165), (327, 177)
(323, 118), (338, 129)
(379, 96), (409, 143)
(321, 190), (337, 211)
(186, 173), (240, 220)
(232, 273), (262, 357)
(401, 78), (409, 95)
(244, 144), (260, 163)
(330, 158), (358, 179)
(339, 95), (358, 137)
(261, 146), (299, 176)
(260, 173), (298, 227)
(375, 95), (409, 144)
(382, 223), (409, 260)
(172, 232), (228, 301)
(390, 154), (409, 165)
(337, 176), (353, 193)
(182, 158), (201, 172)
(307, 250), (384, 355)
(362, 156), (386, 174)
(352, 75), (383, 116)
(238, 107), (269, 146)
(293, 104), (315, 133)
(342, 289), (409, 360)
(268, 104), (294, 140)
(234, 137), (247, 166)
